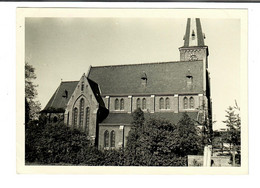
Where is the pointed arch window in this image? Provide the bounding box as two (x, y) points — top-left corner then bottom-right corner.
(190, 97), (195, 109)
(120, 99), (124, 110)
(159, 97), (164, 109)
(104, 130), (109, 148)
(110, 130), (115, 148)
(67, 112), (70, 126)
(73, 107), (78, 127)
(137, 98), (141, 109)
(79, 98), (85, 127)
(142, 98), (146, 110)
(81, 82), (84, 91)
(183, 97), (188, 109)
(166, 97), (170, 109)
(85, 107), (90, 133)
(115, 98), (119, 110)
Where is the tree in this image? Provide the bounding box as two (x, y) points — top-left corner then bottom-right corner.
(25, 98), (30, 125)
(124, 108), (145, 165)
(223, 102), (241, 148)
(124, 110), (201, 166)
(222, 101), (241, 165)
(25, 121), (125, 165)
(25, 62), (41, 121)
(173, 113), (204, 156)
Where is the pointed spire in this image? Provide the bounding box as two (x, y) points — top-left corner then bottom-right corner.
(183, 18), (205, 47)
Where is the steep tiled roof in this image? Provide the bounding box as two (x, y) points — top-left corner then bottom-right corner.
(88, 61), (203, 96)
(87, 78), (106, 108)
(43, 79), (107, 113)
(100, 112), (199, 125)
(43, 81), (78, 112)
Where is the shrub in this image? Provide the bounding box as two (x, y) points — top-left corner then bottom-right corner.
(25, 122), (96, 165)
(124, 110), (191, 166)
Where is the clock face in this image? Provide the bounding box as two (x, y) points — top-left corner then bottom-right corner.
(189, 54), (198, 61)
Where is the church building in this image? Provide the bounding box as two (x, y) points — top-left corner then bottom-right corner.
(42, 18), (212, 150)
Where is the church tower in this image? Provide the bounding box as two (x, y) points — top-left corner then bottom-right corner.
(179, 18), (212, 136)
(179, 18), (209, 68)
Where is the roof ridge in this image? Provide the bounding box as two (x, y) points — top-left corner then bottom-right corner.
(61, 81), (79, 83)
(91, 60), (203, 68)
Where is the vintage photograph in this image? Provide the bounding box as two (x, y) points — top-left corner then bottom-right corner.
(17, 8), (247, 174)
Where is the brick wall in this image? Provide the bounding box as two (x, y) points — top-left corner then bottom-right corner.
(98, 124), (132, 149)
(103, 94), (203, 114)
(180, 47), (207, 61)
(154, 96), (175, 112)
(179, 95), (200, 112)
(64, 75), (99, 143)
(109, 96), (131, 112)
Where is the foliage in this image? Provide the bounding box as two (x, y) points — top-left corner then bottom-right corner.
(25, 62), (41, 121)
(174, 113), (204, 156)
(124, 110), (201, 166)
(42, 107), (65, 113)
(124, 108), (145, 165)
(102, 149), (125, 166)
(26, 109), (202, 166)
(222, 101), (241, 165)
(223, 103), (241, 148)
(25, 121), (125, 165)
(25, 98), (30, 125)
(26, 122), (95, 165)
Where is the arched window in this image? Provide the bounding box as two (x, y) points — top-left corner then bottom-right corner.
(190, 97), (194, 109)
(183, 97), (188, 109)
(120, 98), (124, 110)
(110, 130), (115, 148)
(142, 98), (146, 110)
(53, 116), (58, 123)
(137, 98), (141, 109)
(85, 107), (90, 133)
(166, 97), (170, 109)
(67, 112), (69, 126)
(79, 98), (85, 127)
(115, 98), (119, 110)
(104, 130), (109, 148)
(159, 97), (164, 109)
(73, 107), (78, 127)
(81, 82), (84, 91)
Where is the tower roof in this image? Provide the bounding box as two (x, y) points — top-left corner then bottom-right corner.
(183, 18), (205, 47)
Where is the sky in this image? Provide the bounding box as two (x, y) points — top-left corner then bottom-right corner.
(25, 17), (241, 130)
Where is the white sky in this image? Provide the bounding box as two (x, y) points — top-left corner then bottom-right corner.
(25, 17), (241, 130)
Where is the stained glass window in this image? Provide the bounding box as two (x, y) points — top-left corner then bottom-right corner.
(79, 98), (84, 127)
(73, 107), (78, 127)
(115, 98), (119, 110)
(184, 97), (188, 109)
(85, 107), (90, 133)
(104, 130), (109, 148)
(142, 98), (146, 110)
(190, 97), (194, 109)
(137, 98), (141, 109)
(166, 97), (170, 109)
(120, 99), (124, 110)
(110, 130), (115, 148)
(159, 97), (164, 109)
